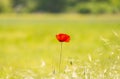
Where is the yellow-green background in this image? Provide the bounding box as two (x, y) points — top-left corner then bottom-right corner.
(0, 14), (120, 78)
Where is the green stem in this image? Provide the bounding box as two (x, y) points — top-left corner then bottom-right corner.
(59, 42), (62, 73)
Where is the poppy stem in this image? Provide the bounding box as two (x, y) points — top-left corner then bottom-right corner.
(59, 42), (62, 73)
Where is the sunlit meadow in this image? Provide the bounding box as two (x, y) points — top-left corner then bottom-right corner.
(0, 14), (120, 79)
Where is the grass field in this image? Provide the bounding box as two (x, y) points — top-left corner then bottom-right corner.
(0, 14), (120, 79)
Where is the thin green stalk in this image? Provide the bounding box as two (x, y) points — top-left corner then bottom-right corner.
(59, 42), (63, 73)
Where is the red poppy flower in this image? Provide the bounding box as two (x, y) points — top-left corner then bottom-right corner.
(56, 33), (70, 42)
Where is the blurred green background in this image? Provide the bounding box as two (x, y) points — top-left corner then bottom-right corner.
(0, 0), (120, 78)
(0, 0), (120, 14)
